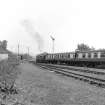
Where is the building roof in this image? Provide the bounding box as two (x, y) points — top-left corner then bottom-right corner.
(0, 47), (8, 54)
(75, 49), (105, 53)
(0, 46), (13, 55)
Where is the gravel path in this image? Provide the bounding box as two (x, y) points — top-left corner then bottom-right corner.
(13, 63), (105, 105)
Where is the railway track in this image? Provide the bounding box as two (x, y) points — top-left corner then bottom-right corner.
(36, 63), (105, 88)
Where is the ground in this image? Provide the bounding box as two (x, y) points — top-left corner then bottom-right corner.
(12, 62), (105, 105)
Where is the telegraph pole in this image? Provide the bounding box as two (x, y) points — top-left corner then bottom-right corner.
(50, 36), (55, 53)
(17, 44), (20, 62)
(52, 39), (54, 53)
(27, 47), (29, 55)
(18, 44), (19, 56)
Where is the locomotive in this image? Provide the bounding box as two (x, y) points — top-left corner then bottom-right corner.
(36, 49), (105, 69)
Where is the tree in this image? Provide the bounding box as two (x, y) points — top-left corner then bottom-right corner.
(1, 40), (7, 49)
(76, 43), (95, 51)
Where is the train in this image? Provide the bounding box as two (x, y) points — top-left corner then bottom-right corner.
(36, 49), (105, 69)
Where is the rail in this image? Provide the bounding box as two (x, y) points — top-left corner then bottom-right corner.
(36, 63), (105, 88)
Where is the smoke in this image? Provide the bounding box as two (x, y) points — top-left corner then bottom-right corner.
(21, 19), (44, 52)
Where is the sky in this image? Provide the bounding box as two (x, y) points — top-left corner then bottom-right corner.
(0, 0), (105, 56)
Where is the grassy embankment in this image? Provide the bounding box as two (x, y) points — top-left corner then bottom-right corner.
(0, 56), (21, 104)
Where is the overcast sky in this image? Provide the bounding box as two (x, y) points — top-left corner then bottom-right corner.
(0, 0), (105, 55)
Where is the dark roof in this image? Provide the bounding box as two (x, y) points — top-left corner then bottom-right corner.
(37, 52), (48, 56)
(75, 49), (105, 53)
(0, 46), (13, 55)
(0, 47), (8, 54)
(39, 49), (105, 56)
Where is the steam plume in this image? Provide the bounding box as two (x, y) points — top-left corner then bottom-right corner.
(21, 20), (44, 52)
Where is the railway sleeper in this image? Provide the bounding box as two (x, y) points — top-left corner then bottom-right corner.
(83, 79), (90, 82)
(38, 65), (105, 88)
(41, 63), (105, 75)
(98, 83), (105, 88)
(89, 81), (97, 85)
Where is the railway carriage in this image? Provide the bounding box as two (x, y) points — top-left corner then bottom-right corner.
(36, 52), (48, 63)
(36, 49), (105, 69)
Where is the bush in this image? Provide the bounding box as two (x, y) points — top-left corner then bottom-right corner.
(0, 59), (20, 95)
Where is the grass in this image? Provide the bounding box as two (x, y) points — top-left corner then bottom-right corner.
(13, 63), (105, 105)
(0, 58), (21, 104)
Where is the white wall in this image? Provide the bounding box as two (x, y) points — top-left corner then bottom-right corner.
(0, 54), (8, 61)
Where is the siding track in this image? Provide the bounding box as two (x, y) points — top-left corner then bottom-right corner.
(36, 63), (105, 88)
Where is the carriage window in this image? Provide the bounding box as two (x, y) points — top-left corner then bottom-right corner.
(49, 55), (51, 58)
(60, 54), (62, 58)
(75, 53), (78, 58)
(68, 54), (70, 58)
(101, 52), (105, 57)
(59, 54), (60, 59)
(65, 54), (67, 58)
(73, 54), (75, 58)
(51, 55), (53, 59)
(94, 53), (97, 58)
(64, 54), (66, 58)
(55, 55), (57, 58)
(82, 53), (86, 58)
(52, 55), (54, 58)
(63, 54), (65, 58)
(58, 54), (60, 58)
(61, 55), (63, 58)
(88, 53), (91, 58)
